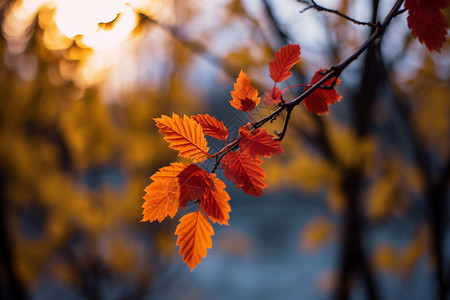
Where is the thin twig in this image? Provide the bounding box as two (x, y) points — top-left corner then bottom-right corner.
(300, 0), (377, 28)
(395, 8), (407, 16)
(210, 141), (240, 173)
(299, 5), (315, 14)
(211, 154), (224, 173)
(274, 106), (293, 141)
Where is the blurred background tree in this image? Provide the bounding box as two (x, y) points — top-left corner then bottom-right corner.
(0, 0), (448, 299)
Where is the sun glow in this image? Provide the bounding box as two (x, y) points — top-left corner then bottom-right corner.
(54, 0), (128, 39)
(80, 5), (138, 51)
(2, 0), (159, 88)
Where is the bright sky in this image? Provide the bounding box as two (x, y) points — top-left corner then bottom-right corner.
(54, 0), (128, 38)
(2, 0), (416, 97)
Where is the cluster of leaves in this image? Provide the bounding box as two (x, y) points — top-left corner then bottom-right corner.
(141, 111), (283, 270)
(142, 43), (342, 270)
(142, 0), (450, 271)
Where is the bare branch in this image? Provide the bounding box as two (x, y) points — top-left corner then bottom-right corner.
(395, 8), (407, 16)
(299, 0), (377, 27)
(299, 5), (315, 14)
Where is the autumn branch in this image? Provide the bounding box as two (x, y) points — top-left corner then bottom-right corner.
(252, 0), (404, 141)
(142, 0), (450, 274)
(205, 0), (405, 175)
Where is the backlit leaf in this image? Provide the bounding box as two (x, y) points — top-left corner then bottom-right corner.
(239, 127), (284, 158)
(175, 210), (214, 271)
(154, 113), (209, 162)
(221, 150), (267, 196)
(201, 173), (231, 225)
(193, 114), (229, 141)
(269, 44), (301, 83)
(303, 68), (342, 115)
(142, 163), (213, 222)
(238, 123), (250, 137)
(177, 164), (214, 208)
(230, 70), (260, 111)
(142, 163), (190, 223)
(405, 0), (449, 52)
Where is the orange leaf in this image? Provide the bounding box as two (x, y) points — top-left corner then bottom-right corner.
(142, 163), (190, 223)
(263, 86), (282, 105)
(175, 210), (214, 271)
(142, 163), (213, 222)
(405, 0), (449, 52)
(238, 123), (250, 137)
(201, 173), (231, 225)
(193, 114), (229, 141)
(230, 70), (260, 111)
(239, 127), (284, 158)
(303, 68), (342, 115)
(221, 150), (268, 196)
(154, 113), (209, 162)
(269, 44), (301, 83)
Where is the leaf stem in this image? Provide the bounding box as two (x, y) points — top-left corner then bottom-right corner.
(199, 139), (241, 170)
(280, 84), (309, 95)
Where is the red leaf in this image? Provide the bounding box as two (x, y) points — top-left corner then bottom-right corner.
(201, 174), (231, 225)
(269, 44), (301, 83)
(303, 68), (342, 115)
(175, 210), (214, 271)
(263, 86), (282, 105)
(154, 113), (209, 162)
(193, 114), (229, 141)
(230, 70), (260, 111)
(239, 128), (284, 158)
(177, 164), (214, 208)
(221, 150), (268, 196)
(405, 0), (449, 52)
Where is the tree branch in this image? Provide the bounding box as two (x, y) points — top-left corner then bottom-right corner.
(207, 0), (405, 173)
(257, 0), (404, 133)
(274, 106), (293, 141)
(300, 0), (377, 27)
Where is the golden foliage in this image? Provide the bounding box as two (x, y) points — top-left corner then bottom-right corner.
(327, 124), (375, 171)
(371, 225), (431, 275)
(298, 216), (335, 253)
